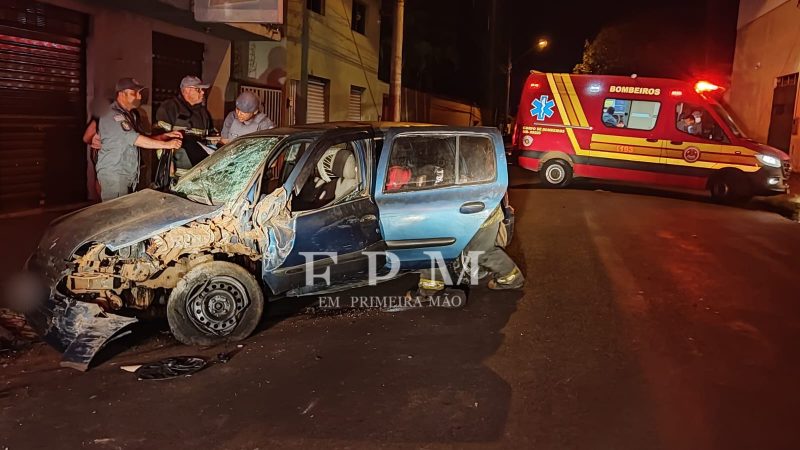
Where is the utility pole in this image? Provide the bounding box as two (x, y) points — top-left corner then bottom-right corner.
(389, 0), (404, 121)
(504, 40), (511, 133)
(296, 2), (310, 125)
(489, 0), (497, 125)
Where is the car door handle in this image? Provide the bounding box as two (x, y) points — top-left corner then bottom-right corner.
(360, 214), (377, 223)
(645, 138), (658, 143)
(670, 141), (683, 145)
(460, 201), (485, 214)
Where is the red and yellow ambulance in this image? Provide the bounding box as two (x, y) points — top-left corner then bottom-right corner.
(512, 73), (792, 202)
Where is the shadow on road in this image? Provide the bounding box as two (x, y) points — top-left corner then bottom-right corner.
(509, 167), (797, 221)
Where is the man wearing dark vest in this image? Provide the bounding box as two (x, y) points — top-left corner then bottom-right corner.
(154, 75), (216, 170)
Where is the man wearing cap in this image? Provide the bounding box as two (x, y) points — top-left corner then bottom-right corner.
(220, 92), (275, 145)
(97, 78), (182, 201)
(154, 75), (216, 170)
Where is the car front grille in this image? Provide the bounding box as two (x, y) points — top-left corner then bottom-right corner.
(783, 161), (792, 180)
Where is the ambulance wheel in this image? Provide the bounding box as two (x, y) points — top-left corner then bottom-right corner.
(709, 172), (752, 204)
(539, 159), (573, 188)
(167, 261), (264, 346)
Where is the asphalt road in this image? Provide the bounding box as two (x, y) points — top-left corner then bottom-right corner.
(2, 167), (799, 450)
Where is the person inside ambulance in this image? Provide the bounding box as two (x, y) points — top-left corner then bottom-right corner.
(677, 113), (699, 136)
(602, 106), (622, 128)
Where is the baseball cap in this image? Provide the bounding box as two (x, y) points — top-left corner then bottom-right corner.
(180, 75), (210, 89)
(235, 92), (259, 113)
(115, 77), (145, 92)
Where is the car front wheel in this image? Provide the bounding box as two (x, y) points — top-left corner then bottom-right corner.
(709, 172), (752, 204)
(167, 261), (264, 346)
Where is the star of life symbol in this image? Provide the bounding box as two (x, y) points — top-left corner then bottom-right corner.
(530, 95), (555, 121)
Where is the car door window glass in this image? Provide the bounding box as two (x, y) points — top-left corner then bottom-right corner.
(261, 141), (310, 196)
(601, 99), (660, 130)
(385, 135), (496, 192)
(675, 102), (730, 143)
(457, 135), (496, 184)
(293, 141), (362, 211)
(386, 136), (456, 191)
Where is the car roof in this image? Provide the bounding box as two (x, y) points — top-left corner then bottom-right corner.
(248, 121), (435, 139)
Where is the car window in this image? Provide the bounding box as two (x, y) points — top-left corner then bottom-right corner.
(261, 140), (310, 196)
(601, 98), (660, 131)
(384, 134), (495, 192)
(675, 102), (729, 143)
(458, 136), (496, 184)
(292, 139), (363, 212)
(174, 137), (279, 205)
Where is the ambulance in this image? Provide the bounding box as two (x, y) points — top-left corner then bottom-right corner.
(512, 73), (792, 202)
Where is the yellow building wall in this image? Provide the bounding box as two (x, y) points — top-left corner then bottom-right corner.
(285, 0), (388, 121)
(728, 1), (800, 148)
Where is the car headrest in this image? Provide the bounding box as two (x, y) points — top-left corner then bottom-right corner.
(341, 154), (357, 180)
(317, 146), (353, 183)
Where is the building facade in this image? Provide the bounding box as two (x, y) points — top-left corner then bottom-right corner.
(234, 0), (388, 125)
(0, 0), (386, 214)
(728, 0), (800, 171)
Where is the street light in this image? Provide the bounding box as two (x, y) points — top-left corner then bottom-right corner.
(503, 37), (549, 133)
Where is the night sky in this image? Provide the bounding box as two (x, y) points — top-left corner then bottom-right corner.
(389, 0), (740, 119)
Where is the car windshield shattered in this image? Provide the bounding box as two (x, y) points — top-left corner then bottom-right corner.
(173, 137), (279, 205)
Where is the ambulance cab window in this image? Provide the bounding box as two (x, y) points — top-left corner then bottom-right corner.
(675, 102), (730, 143)
(601, 99), (660, 131)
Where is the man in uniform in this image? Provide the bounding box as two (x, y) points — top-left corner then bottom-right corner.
(154, 75), (216, 170)
(220, 92), (275, 145)
(97, 78), (182, 201)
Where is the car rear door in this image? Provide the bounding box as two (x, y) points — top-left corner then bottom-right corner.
(263, 128), (386, 296)
(373, 127), (507, 269)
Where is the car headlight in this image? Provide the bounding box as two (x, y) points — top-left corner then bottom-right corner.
(755, 153), (782, 168)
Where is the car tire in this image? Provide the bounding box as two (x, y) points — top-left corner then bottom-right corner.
(167, 261), (264, 346)
(539, 159), (573, 188)
(709, 172), (752, 205)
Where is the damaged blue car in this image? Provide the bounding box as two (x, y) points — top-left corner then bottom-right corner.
(22, 123), (514, 370)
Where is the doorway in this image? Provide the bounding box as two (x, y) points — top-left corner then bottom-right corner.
(767, 73), (798, 153)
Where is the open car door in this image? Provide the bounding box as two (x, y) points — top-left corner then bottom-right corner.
(263, 128), (387, 296)
(373, 127), (508, 269)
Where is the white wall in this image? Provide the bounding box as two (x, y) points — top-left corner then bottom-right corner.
(737, 0), (791, 29)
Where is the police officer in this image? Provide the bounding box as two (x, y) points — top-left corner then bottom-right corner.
(154, 75), (216, 170)
(97, 78), (182, 201)
(220, 92), (275, 145)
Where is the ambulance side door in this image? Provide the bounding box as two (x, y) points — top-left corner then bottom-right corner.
(591, 96), (664, 180)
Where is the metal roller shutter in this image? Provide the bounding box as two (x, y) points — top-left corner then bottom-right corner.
(348, 86), (363, 121)
(0, 0), (87, 213)
(306, 77), (327, 124)
(152, 32), (204, 118)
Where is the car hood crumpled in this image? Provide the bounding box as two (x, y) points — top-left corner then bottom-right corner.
(31, 189), (221, 288)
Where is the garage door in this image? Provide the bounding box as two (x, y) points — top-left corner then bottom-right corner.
(0, 0), (87, 213)
(306, 77), (328, 124)
(152, 32), (204, 118)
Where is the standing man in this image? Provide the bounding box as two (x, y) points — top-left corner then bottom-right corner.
(97, 78), (182, 201)
(220, 92), (275, 145)
(155, 75), (216, 170)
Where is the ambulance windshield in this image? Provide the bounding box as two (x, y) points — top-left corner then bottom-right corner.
(710, 103), (748, 139)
